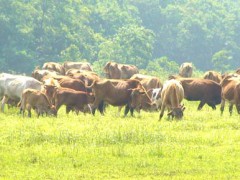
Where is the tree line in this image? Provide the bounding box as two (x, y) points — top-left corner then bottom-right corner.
(0, 0), (239, 74)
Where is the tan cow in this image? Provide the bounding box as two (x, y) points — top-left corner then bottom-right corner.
(103, 62), (139, 79)
(220, 74), (240, 115)
(32, 69), (60, 82)
(63, 62), (93, 72)
(69, 71), (100, 86)
(42, 62), (65, 75)
(159, 79), (185, 120)
(203, 71), (222, 83)
(20, 88), (57, 117)
(179, 62), (193, 77)
(130, 74), (162, 90)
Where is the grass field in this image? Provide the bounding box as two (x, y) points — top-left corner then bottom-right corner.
(0, 100), (240, 179)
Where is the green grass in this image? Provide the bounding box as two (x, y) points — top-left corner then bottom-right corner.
(0, 101), (240, 179)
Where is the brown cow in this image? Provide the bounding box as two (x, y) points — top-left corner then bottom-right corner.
(42, 62), (65, 75)
(53, 88), (94, 114)
(159, 79), (185, 120)
(63, 61), (93, 72)
(203, 71), (222, 83)
(169, 77), (222, 110)
(220, 74), (240, 115)
(86, 79), (154, 116)
(179, 62), (193, 77)
(20, 88), (57, 117)
(103, 62), (139, 79)
(32, 69), (59, 82)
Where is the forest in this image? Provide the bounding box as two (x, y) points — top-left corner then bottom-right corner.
(0, 0), (239, 74)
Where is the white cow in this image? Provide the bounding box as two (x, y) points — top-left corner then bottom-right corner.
(0, 73), (43, 112)
(151, 88), (162, 109)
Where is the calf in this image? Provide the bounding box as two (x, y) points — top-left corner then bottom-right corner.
(20, 89), (57, 117)
(159, 79), (185, 120)
(53, 88), (94, 114)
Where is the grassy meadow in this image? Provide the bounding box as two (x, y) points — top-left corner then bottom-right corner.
(0, 100), (240, 179)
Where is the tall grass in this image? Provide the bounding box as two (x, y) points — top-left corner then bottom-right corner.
(0, 101), (240, 179)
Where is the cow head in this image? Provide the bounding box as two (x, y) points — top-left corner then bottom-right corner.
(103, 62), (111, 78)
(167, 105), (185, 120)
(130, 88), (157, 112)
(86, 92), (95, 104)
(48, 105), (57, 117)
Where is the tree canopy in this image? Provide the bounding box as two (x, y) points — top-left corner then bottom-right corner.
(0, 0), (239, 74)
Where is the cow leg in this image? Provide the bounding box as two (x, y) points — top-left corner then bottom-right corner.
(90, 99), (102, 115)
(220, 99), (225, 115)
(197, 101), (205, 110)
(97, 101), (105, 114)
(1, 96), (8, 112)
(130, 107), (134, 117)
(236, 104), (240, 114)
(159, 105), (166, 120)
(27, 109), (31, 118)
(229, 103), (233, 116)
(207, 102), (216, 110)
(124, 104), (130, 117)
(118, 106), (122, 116)
(66, 106), (71, 114)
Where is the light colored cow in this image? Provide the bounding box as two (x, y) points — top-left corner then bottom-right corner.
(179, 62), (193, 77)
(103, 62), (139, 79)
(0, 73), (43, 112)
(63, 62), (93, 72)
(159, 79), (185, 120)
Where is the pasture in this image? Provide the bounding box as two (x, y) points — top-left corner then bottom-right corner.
(0, 100), (240, 179)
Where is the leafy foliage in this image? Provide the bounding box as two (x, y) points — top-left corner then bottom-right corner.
(0, 0), (240, 73)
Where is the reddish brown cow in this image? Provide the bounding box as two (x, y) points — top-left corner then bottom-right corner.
(53, 88), (94, 114)
(220, 74), (240, 115)
(42, 62), (65, 75)
(159, 79), (185, 120)
(170, 77), (222, 110)
(20, 88), (57, 117)
(63, 62), (93, 72)
(203, 71), (222, 83)
(103, 62), (139, 79)
(86, 79), (154, 116)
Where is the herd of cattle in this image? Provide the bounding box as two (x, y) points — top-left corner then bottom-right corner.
(1, 61), (240, 120)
